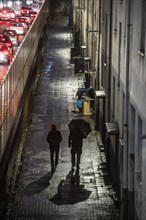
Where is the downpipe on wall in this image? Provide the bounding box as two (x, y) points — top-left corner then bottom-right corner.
(119, 0), (131, 219)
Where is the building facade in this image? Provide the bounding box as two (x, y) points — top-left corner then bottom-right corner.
(72, 0), (146, 220)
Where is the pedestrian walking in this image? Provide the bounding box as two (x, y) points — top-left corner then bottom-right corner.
(47, 124), (62, 172)
(68, 131), (84, 171)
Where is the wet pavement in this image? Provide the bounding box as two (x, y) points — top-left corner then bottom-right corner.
(4, 14), (119, 220)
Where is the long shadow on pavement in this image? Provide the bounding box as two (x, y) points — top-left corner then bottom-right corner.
(24, 171), (53, 195)
(50, 170), (91, 205)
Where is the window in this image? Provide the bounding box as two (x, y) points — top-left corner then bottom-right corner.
(122, 92), (125, 137)
(118, 22), (122, 86)
(129, 104), (135, 163)
(81, 0), (85, 8)
(136, 116), (142, 180)
(112, 76), (115, 118)
(113, 0), (118, 32)
(101, 0), (105, 22)
(139, 0), (146, 56)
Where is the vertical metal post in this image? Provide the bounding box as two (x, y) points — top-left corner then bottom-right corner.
(107, 0), (113, 121)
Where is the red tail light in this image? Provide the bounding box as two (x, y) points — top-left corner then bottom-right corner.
(6, 42), (12, 48)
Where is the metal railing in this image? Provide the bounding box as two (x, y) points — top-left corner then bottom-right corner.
(0, 0), (50, 162)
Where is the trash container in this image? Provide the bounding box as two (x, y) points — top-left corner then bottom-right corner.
(83, 100), (91, 115)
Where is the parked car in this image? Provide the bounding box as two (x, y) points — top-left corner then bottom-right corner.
(0, 34), (13, 54)
(7, 24), (25, 35)
(0, 43), (12, 65)
(2, 29), (19, 46)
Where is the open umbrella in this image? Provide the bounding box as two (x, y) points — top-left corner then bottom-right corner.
(68, 119), (91, 138)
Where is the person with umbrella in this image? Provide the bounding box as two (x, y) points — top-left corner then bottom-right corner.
(68, 131), (84, 171)
(68, 119), (91, 171)
(47, 124), (62, 173)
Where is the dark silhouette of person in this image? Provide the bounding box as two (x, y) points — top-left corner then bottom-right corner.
(47, 124), (62, 172)
(68, 131), (84, 171)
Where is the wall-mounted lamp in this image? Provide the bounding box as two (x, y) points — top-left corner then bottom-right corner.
(138, 50), (145, 57)
(89, 70), (96, 75)
(81, 45), (87, 50)
(84, 57), (90, 61)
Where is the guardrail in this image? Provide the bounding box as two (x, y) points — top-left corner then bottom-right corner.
(0, 0), (50, 163)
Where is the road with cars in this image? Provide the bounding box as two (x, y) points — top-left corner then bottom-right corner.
(0, 0), (41, 80)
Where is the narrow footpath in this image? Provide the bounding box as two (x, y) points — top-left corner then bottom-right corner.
(5, 14), (119, 220)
